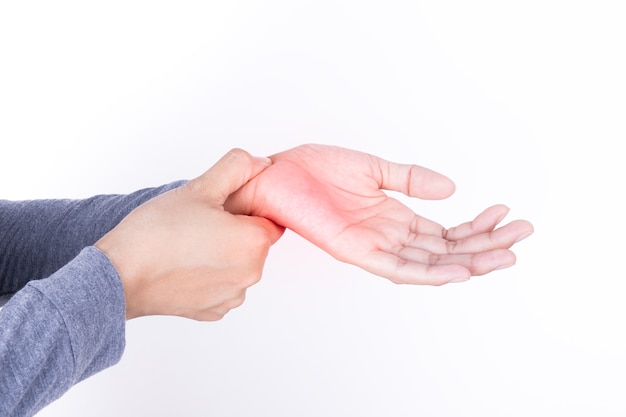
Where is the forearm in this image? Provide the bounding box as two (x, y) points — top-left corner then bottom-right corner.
(0, 180), (186, 296)
(0, 247), (125, 417)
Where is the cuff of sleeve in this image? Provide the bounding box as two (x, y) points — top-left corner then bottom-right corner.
(28, 246), (126, 383)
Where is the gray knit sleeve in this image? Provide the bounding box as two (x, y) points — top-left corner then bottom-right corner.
(0, 180), (186, 301)
(0, 247), (125, 417)
(0, 180), (187, 415)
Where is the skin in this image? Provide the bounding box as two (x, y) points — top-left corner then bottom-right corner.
(226, 144), (534, 286)
(96, 144), (533, 321)
(95, 149), (284, 321)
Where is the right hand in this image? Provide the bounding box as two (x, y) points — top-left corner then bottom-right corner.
(95, 149), (284, 321)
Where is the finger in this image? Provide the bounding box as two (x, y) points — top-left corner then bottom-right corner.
(398, 247), (516, 276)
(407, 219), (534, 255)
(245, 215), (286, 245)
(444, 204), (510, 241)
(221, 291), (247, 310)
(361, 251), (470, 285)
(263, 218), (285, 245)
(196, 296), (244, 322)
(372, 156), (456, 199)
(192, 311), (225, 322)
(409, 213), (446, 237)
(207, 300), (246, 320)
(188, 148), (272, 204)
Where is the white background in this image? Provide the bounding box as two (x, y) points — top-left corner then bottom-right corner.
(1, 1), (624, 416)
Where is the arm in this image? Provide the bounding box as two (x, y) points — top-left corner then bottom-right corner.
(0, 248), (125, 417)
(0, 149), (283, 415)
(226, 144), (534, 285)
(0, 181), (185, 300)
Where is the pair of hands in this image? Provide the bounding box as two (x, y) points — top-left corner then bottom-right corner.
(95, 145), (533, 321)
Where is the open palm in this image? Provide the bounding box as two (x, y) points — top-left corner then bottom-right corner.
(225, 144), (533, 285)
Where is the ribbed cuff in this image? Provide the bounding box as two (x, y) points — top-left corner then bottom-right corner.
(28, 246), (126, 383)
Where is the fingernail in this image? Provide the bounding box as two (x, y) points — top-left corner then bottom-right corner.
(495, 261), (515, 270)
(254, 156), (272, 165)
(448, 276), (470, 284)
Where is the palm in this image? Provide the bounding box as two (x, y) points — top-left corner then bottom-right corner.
(226, 144), (533, 285)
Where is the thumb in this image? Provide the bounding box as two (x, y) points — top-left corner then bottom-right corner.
(188, 148), (272, 204)
(374, 156), (456, 200)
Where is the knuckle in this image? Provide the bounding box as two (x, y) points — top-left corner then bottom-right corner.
(244, 270), (263, 286)
(428, 253), (441, 266)
(409, 215), (420, 234)
(388, 276), (403, 285)
(226, 147), (252, 163)
(388, 259), (409, 285)
(230, 293), (247, 309)
(445, 239), (458, 254)
(406, 165), (418, 195)
(195, 311), (225, 322)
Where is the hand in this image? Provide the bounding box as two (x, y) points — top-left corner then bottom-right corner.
(225, 144), (533, 285)
(95, 149), (284, 321)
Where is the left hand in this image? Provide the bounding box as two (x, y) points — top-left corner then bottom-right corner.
(225, 144), (533, 285)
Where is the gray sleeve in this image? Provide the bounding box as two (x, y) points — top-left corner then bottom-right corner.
(0, 180), (187, 415)
(0, 180), (186, 300)
(0, 247), (126, 417)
